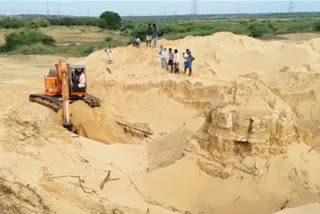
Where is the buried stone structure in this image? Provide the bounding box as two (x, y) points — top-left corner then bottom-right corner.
(192, 79), (310, 158)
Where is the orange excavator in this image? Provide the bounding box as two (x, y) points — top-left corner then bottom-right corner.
(29, 59), (100, 130)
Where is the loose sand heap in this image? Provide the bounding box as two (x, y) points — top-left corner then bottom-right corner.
(1, 32), (320, 214)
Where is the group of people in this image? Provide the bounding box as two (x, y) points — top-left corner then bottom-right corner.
(104, 24), (195, 76)
(159, 46), (194, 76)
(132, 23), (160, 48)
(146, 23), (160, 48)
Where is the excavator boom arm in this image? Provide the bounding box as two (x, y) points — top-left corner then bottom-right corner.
(56, 60), (73, 130)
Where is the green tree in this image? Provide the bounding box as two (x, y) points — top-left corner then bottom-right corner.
(99, 11), (121, 30)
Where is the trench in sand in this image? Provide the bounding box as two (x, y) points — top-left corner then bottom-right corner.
(57, 80), (224, 147)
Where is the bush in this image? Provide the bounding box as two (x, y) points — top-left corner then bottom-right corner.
(105, 36), (112, 42)
(79, 45), (95, 56)
(99, 11), (121, 30)
(131, 25), (147, 41)
(26, 18), (50, 28)
(267, 22), (277, 32)
(314, 21), (320, 31)
(0, 18), (25, 29)
(2, 29), (55, 51)
(239, 20), (249, 26)
(62, 17), (75, 26)
(121, 21), (135, 31)
(247, 23), (270, 37)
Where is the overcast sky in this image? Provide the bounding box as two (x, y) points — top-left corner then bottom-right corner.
(1, 0), (319, 16)
(1, 0), (320, 1)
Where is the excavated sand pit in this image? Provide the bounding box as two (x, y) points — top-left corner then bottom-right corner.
(1, 32), (320, 213)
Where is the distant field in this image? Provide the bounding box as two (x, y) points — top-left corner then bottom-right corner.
(42, 26), (106, 45)
(0, 26), (128, 45)
(261, 32), (320, 41)
(0, 26), (131, 56)
(272, 32), (320, 40)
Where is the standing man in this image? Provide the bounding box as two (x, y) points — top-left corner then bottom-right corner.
(183, 49), (189, 72)
(173, 49), (180, 74)
(105, 46), (113, 63)
(146, 23), (152, 47)
(168, 48), (174, 73)
(159, 45), (168, 70)
(151, 24), (160, 48)
(184, 49), (194, 76)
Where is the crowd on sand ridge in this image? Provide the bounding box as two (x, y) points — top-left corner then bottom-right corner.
(159, 45), (195, 76)
(104, 23), (195, 76)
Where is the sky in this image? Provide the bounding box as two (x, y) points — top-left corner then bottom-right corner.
(1, 0), (320, 1)
(0, 1), (320, 16)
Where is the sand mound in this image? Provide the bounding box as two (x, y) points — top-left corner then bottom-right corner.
(2, 32), (320, 214)
(265, 63), (320, 136)
(274, 204), (320, 214)
(85, 32), (320, 81)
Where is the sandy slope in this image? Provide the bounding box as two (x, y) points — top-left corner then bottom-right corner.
(1, 32), (320, 214)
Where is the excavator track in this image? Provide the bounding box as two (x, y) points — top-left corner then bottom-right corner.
(29, 94), (62, 112)
(76, 94), (101, 108)
(29, 94), (101, 112)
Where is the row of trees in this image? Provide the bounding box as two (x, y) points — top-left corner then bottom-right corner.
(0, 11), (122, 29)
(0, 18), (50, 28)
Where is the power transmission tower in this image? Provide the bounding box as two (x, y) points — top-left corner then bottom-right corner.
(46, 1), (50, 15)
(193, 0), (198, 15)
(58, 2), (61, 16)
(164, 6), (168, 16)
(288, 0), (294, 13)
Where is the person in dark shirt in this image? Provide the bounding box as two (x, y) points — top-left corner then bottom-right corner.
(168, 48), (174, 73)
(146, 23), (152, 47)
(151, 24), (160, 48)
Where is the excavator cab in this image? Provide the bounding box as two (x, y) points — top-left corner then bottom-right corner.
(69, 65), (87, 94)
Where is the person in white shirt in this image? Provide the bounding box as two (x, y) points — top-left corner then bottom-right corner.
(105, 46), (113, 63)
(78, 71), (86, 88)
(133, 37), (141, 47)
(173, 49), (180, 74)
(159, 46), (168, 70)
